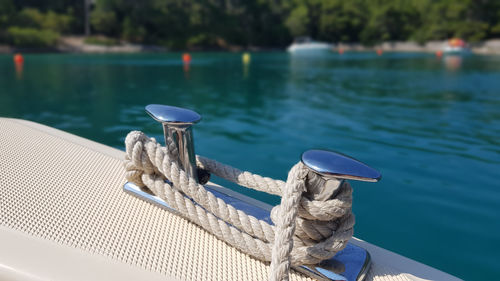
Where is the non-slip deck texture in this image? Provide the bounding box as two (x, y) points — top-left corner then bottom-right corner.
(0, 118), (415, 281)
(0, 118), (312, 281)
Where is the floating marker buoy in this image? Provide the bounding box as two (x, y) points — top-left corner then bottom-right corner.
(13, 53), (24, 64)
(338, 48), (344, 55)
(182, 53), (191, 63)
(435, 50), (443, 58)
(376, 49), (383, 56)
(13, 53), (24, 79)
(242, 52), (250, 64)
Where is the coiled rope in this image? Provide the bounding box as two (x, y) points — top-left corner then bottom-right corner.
(124, 131), (354, 281)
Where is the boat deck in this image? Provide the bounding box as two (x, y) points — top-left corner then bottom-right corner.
(0, 118), (461, 281)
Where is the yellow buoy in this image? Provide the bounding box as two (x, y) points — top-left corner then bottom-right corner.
(242, 52), (251, 64)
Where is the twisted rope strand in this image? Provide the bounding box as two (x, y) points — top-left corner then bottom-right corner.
(124, 131), (354, 281)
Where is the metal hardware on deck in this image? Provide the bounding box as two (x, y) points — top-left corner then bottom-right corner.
(126, 105), (378, 281)
(301, 150), (381, 182)
(295, 245), (371, 281)
(124, 181), (371, 281)
(145, 104), (202, 183)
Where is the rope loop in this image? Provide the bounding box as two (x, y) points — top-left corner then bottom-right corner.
(124, 131), (354, 281)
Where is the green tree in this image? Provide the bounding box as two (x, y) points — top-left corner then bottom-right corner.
(15, 8), (73, 33)
(90, 9), (119, 35)
(122, 16), (146, 43)
(286, 5), (309, 37)
(360, 0), (419, 45)
(2, 0), (500, 48)
(319, 0), (366, 42)
(411, 0), (490, 42)
(0, 0), (15, 27)
(7, 26), (59, 47)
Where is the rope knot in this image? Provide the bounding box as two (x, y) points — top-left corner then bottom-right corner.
(123, 131), (354, 281)
(269, 163), (354, 266)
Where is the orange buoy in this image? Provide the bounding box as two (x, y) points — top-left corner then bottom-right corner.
(13, 53), (24, 64)
(376, 49), (383, 56)
(182, 53), (191, 63)
(435, 50), (443, 58)
(448, 38), (466, 48)
(338, 48), (344, 55)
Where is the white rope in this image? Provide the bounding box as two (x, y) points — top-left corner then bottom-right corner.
(124, 131), (354, 281)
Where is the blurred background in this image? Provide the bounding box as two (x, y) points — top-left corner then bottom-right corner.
(1, 1), (500, 281)
(1, 0), (500, 49)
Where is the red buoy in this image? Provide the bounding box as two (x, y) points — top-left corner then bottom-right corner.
(182, 53), (191, 63)
(13, 54), (24, 79)
(435, 50), (443, 58)
(376, 49), (383, 56)
(13, 53), (24, 64)
(338, 48), (344, 55)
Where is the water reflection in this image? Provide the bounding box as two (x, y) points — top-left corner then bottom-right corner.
(243, 63), (249, 78)
(14, 60), (23, 79)
(183, 62), (190, 79)
(1, 52), (499, 281)
(444, 55), (463, 71)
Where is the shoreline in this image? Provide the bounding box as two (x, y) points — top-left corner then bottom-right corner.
(2, 37), (500, 55)
(338, 40), (500, 55)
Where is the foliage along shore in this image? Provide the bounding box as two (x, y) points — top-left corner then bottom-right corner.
(2, 0), (500, 51)
(2, 37), (500, 55)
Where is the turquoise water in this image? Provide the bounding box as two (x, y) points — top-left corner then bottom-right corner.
(1, 52), (499, 280)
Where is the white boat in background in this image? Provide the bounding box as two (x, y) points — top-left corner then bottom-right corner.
(287, 37), (332, 53)
(443, 38), (470, 55)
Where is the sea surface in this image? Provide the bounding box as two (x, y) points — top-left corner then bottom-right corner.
(1, 52), (499, 280)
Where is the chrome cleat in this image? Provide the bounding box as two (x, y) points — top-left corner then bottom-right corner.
(125, 104), (381, 281)
(145, 104), (204, 183)
(296, 149), (380, 280)
(302, 149), (381, 182)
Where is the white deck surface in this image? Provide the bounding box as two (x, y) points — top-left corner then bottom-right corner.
(0, 118), (461, 281)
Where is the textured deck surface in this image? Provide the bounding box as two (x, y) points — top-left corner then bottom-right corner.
(0, 118), (459, 281)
